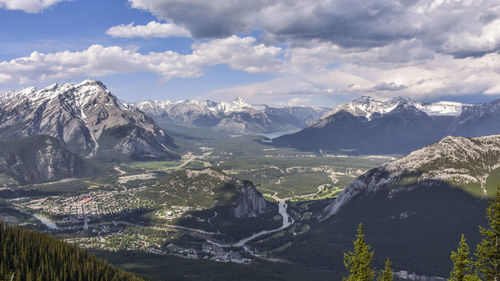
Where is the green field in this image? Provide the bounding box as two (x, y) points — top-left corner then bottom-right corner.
(159, 124), (394, 198)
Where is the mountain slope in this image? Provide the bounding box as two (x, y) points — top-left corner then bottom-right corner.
(447, 99), (500, 137)
(273, 96), (500, 154)
(0, 220), (143, 281)
(271, 135), (497, 277)
(0, 135), (98, 185)
(136, 98), (328, 134)
(0, 80), (178, 161)
(322, 134), (500, 219)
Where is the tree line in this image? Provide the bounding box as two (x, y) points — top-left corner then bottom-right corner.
(343, 187), (500, 281)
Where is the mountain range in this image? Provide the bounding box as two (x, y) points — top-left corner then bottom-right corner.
(135, 98), (328, 135)
(0, 80), (178, 161)
(273, 96), (500, 154)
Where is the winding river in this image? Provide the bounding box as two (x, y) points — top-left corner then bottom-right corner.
(208, 199), (294, 248)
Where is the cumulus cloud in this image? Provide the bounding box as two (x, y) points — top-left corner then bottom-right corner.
(0, 36), (283, 85)
(106, 21), (191, 39)
(203, 43), (500, 104)
(128, 0), (269, 38)
(2, 33), (500, 104)
(128, 0), (500, 58)
(0, 0), (68, 13)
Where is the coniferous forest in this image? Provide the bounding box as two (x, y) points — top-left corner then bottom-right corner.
(0, 222), (143, 281)
(343, 188), (500, 281)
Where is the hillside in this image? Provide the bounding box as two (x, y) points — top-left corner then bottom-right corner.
(323, 134), (500, 218)
(0, 135), (99, 185)
(136, 97), (328, 134)
(0, 79), (178, 161)
(138, 168), (279, 240)
(273, 96), (500, 154)
(266, 135), (499, 278)
(0, 221), (143, 281)
(140, 168), (270, 215)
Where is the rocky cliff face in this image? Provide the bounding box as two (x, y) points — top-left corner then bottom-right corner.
(321, 134), (500, 220)
(233, 181), (269, 219)
(0, 80), (178, 161)
(135, 98), (328, 134)
(0, 135), (97, 185)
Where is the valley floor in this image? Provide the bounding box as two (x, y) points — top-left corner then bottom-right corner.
(0, 125), (397, 280)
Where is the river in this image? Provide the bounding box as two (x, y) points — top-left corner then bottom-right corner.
(208, 199), (294, 248)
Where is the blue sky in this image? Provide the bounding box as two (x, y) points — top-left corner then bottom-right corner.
(0, 0), (499, 106)
(0, 1), (254, 101)
(0, 0), (276, 103)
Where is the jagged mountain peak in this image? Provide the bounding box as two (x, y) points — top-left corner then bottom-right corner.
(0, 79), (177, 161)
(323, 95), (466, 121)
(135, 97), (328, 134)
(274, 95), (500, 155)
(1, 79), (112, 107)
(232, 96), (248, 104)
(389, 96), (415, 104)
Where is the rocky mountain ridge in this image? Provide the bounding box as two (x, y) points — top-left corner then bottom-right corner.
(0, 135), (98, 185)
(320, 95), (468, 122)
(135, 97), (328, 134)
(321, 134), (500, 219)
(0, 80), (177, 161)
(274, 95), (500, 154)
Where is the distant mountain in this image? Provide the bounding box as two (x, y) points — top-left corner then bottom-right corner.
(0, 135), (98, 185)
(0, 80), (178, 161)
(135, 98), (329, 134)
(272, 95), (500, 154)
(274, 135), (496, 277)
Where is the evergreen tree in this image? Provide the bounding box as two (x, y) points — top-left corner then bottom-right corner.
(0, 221), (143, 281)
(449, 235), (480, 281)
(343, 223), (376, 281)
(475, 187), (500, 281)
(377, 258), (393, 281)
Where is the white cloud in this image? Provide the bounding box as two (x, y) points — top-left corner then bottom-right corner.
(0, 36), (283, 85)
(106, 21), (191, 39)
(0, 0), (68, 13)
(201, 42), (500, 105)
(128, 0), (500, 58)
(2, 33), (500, 105)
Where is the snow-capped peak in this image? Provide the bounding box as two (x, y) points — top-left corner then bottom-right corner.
(325, 95), (408, 120)
(414, 101), (469, 117)
(324, 95), (468, 120)
(215, 97), (260, 113)
(232, 97), (250, 106)
(0, 79), (115, 112)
